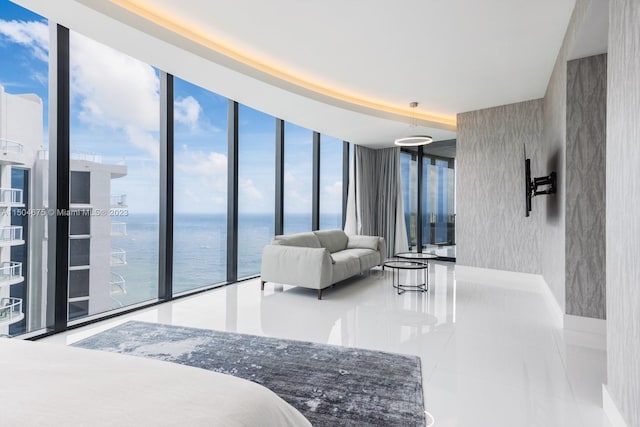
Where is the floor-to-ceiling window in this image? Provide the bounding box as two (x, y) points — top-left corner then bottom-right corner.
(173, 78), (228, 294)
(421, 156), (432, 244)
(402, 148), (455, 252)
(69, 31), (160, 320)
(435, 159), (450, 243)
(400, 151), (418, 248)
(283, 122), (312, 234)
(0, 0), (49, 336)
(238, 105), (275, 278)
(0, 0), (352, 337)
(319, 135), (343, 230)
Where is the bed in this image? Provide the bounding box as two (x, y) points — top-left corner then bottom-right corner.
(0, 338), (311, 426)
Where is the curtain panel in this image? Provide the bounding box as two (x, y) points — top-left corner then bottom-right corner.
(345, 146), (408, 257)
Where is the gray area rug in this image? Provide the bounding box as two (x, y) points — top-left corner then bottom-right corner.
(73, 321), (425, 426)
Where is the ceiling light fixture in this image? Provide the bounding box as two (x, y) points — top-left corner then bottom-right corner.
(394, 102), (433, 146)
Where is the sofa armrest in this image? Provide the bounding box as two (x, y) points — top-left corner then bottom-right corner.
(377, 237), (387, 265)
(260, 245), (333, 289)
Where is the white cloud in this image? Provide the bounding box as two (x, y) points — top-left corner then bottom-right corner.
(174, 96), (201, 131)
(325, 181), (343, 197)
(0, 19), (48, 62)
(177, 150), (227, 177)
(125, 126), (159, 161)
(70, 32), (159, 133)
(284, 171), (295, 184)
(240, 178), (263, 201)
(176, 150), (227, 202)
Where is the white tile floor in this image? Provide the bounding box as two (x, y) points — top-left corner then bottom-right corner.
(42, 263), (611, 427)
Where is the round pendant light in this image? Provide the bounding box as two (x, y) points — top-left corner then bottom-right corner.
(394, 102), (433, 146)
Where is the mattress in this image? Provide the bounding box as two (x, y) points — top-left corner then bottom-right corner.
(0, 338), (311, 426)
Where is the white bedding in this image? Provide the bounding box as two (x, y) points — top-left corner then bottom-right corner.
(0, 339), (311, 427)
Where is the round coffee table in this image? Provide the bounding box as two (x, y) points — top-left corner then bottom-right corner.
(394, 252), (437, 287)
(383, 260), (429, 294)
(395, 251), (438, 262)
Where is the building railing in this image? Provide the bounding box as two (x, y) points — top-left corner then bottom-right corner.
(38, 150), (103, 163)
(111, 248), (127, 266)
(110, 272), (126, 294)
(0, 261), (22, 283)
(0, 297), (22, 324)
(0, 225), (23, 243)
(0, 188), (23, 205)
(111, 194), (127, 208)
(0, 138), (24, 154)
(110, 222), (127, 236)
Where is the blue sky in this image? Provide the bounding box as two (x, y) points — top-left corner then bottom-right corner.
(0, 0), (343, 216)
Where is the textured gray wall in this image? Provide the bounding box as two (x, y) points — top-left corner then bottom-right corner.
(606, 0), (640, 425)
(457, 100), (542, 273)
(540, 0), (589, 313)
(565, 54), (607, 319)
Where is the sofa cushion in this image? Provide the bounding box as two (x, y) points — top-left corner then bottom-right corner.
(313, 229), (349, 253)
(273, 232), (321, 248)
(347, 235), (380, 251)
(330, 251), (361, 283)
(339, 248), (380, 270)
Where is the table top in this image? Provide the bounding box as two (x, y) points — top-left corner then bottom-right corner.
(383, 260), (429, 270)
(395, 252), (438, 260)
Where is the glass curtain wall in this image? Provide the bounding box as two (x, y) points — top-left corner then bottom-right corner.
(435, 159), (455, 244)
(68, 31), (160, 321)
(404, 150), (456, 251)
(400, 151), (418, 249)
(319, 135), (343, 230)
(421, 156), (432, 244)
(237, 105), (275, 278)
(0, 1), (50, 336)
(0, 0), (353, 336)
(283, 122), (312, 234)
(173, 78), (228, 294)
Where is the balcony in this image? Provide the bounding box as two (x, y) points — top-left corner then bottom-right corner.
(38, 150), (127, 178)
(110, 272), (126, 294)
(0, 297), (23, 326)
(110, 194), (127, 208)
(0, 188), (24, 208)
(0, 225), (24, 247)
(0, 138), (25, 165)
(38, 150), (103, 164)
(0, 261), (23, 287)
(110, 248), (127, 266)
(110, 222), (127, 237)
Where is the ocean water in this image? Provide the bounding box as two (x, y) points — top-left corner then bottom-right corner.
(111, 212), (342, 307)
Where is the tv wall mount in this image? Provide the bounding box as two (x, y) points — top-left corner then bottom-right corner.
(524, 146), (557, 217)
(530, 172), (557, 197)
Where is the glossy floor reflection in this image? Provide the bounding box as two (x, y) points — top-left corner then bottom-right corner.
(42, 263), (610, 427)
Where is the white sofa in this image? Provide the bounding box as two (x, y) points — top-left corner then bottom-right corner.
(260, 229), (386, 299)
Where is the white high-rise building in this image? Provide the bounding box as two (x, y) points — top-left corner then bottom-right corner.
(0, 85), (128, 335)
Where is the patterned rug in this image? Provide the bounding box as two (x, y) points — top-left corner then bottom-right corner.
(73, 321), (425, 426)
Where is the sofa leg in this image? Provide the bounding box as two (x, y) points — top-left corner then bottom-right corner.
(260, 280), (265, 291)
(317, 289), (323, 300)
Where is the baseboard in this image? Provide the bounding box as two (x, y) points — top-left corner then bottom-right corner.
(564, 314), (607, 335)
(602, 385), (629, 427)
(454, 265), (543, 290)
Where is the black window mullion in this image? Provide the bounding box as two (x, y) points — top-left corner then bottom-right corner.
(227, 101), (239, 283)
(275, 119), (284, 235)
(158, 72), (174, 300)
(49, 24), (70, 332)
(312, 132), (320, 230)
(417, 146), (423, 253)
(342, 142), (349, 229)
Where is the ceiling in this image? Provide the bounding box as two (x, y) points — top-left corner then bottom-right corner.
(15, 0), (576, 148)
